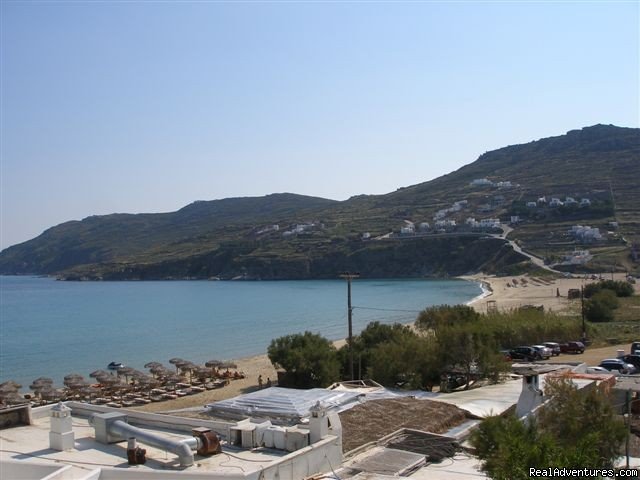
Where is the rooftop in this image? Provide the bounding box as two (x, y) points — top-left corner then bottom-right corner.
(0, 401), (342, 479)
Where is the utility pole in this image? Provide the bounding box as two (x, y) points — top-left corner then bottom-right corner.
(340, 272), (360, 380)
(627, 389), (632, 468)
(581, 285), (586, 342)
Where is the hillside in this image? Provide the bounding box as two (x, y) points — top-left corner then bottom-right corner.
(1, 124), (638, 280)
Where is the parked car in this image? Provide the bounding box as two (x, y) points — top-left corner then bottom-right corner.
(599, 359), (636, 374)
(509, 346), (542, 361)
(620, 354), (640, 370)
(560, 341), (585, 354)
(631, 342), (640, 355)
(586, 366), (620, 376)
(543, 342), (561, 356)
(531, 345), (552, 360)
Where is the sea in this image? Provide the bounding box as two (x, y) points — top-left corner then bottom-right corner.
(0, 276), (483, 388)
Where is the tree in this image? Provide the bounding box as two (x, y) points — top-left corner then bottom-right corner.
(584, 297), (616, 322)
(471, 377), (626, 480)
(267, 332), (340, 388)
(415, 304), (480, 331)
(338, 322), (416, 379)
(367, 335), (440, 390)
(435, 323), (509, 389)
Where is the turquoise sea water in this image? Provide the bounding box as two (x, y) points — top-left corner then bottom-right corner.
(0, 276), (482, 387)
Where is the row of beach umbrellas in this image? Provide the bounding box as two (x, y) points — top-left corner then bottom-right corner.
(1, 358), (240, 406)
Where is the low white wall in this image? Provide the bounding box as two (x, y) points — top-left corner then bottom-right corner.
(257, 434), (342, 480)
(0, 459), (71, 480)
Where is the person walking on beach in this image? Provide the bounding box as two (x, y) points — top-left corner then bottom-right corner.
(266, 377), (272, 388)
(258, 375), (263, 389)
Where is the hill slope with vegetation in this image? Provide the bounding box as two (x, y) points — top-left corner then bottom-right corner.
(1, 124), (638, 280)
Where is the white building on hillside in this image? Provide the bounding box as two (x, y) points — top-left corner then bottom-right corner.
(470, 178), (493, 187)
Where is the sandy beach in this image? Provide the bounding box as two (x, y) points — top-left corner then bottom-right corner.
(464, 272), (639, 314)
(136, 273), (639, 413)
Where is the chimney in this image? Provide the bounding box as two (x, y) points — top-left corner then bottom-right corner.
(49, 402), (74, 451)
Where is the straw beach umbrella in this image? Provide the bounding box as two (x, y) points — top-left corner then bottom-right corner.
(29, 378), (53, 401)
(205, 360), (223, 368)
(39, 386), (63, 403)
(90, 370), (111, 380)
(2, 392), (26, 405)
(32, 377), (54, 386)
(0, 381), (22, 404)
(0, 380), (22, 392)
(219, 361), (238, 369)
(169, 358), (185, 372)
(63, 373), (85, 385)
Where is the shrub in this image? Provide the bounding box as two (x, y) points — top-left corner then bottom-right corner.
(591, 289), (619, 310)
(584, 298), (614, 322)
(584, 280), (634, 298)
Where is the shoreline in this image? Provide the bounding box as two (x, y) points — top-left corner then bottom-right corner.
(13, 273), (638, 413)
(137, 272), (639, 412)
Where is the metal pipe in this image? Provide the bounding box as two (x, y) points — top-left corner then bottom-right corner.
(109, 419), (198, 467)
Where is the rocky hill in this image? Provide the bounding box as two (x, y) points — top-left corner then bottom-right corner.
(1, 124), (638, 279)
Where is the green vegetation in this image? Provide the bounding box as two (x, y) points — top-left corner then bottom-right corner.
(471, 377), (626, 480)
(1, 124), (638, 279)
(581, 280), (634, 323)
(584, 280), (635, 298)
(269, 305), (590, 391)
(267, 331), (340, 388)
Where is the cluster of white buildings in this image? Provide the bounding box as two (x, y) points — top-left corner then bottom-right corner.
(465, 217), (502, 230)
(282, 222), (319, 238)
(398, 217), (503, 235)
(399, 221), (432, 235)
(527, 196), (591, 208)
(570, 225), (603, 243)
(256, 224), (280, 235)
(433, 200), (468, 221)
(470, 178), (516, 189)
(560, 249), (593, 265)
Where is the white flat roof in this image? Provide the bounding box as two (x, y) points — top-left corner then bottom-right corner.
(0, 414), (286, 478)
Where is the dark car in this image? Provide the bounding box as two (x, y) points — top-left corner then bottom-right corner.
(631, 342), (640, 355)
(620, 354), (640, 370)
(509, 346), (542, 361)
(599, 359), (636, 375)
(560, 341), (585, 354)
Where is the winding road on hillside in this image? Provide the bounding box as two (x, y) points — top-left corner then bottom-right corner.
(496, 225), (561, 274)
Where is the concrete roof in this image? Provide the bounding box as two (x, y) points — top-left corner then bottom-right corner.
(0, 415), (285, 478)
(428, 379), (523, 418)
(613, 376), (640, 392)
(409, 455), (488, 479)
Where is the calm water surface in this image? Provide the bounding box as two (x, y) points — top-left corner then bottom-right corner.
(0, 276), (482, 386)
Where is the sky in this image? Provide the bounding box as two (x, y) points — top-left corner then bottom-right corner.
(1, 1), (638, 250)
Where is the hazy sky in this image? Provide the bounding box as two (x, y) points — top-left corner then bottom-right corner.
(1, 1), (638, 250)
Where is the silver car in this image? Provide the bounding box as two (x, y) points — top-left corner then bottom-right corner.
(532, 345), (552, 360)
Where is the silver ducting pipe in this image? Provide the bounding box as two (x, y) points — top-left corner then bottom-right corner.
(109, 419), (199, 467)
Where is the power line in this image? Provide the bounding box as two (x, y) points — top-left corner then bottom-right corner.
(353, 305), (423, 313)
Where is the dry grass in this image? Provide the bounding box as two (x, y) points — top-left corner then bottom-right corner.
(339, 397), (467, 453)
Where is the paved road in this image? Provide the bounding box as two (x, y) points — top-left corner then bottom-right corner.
(493, 225), (561, 274)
